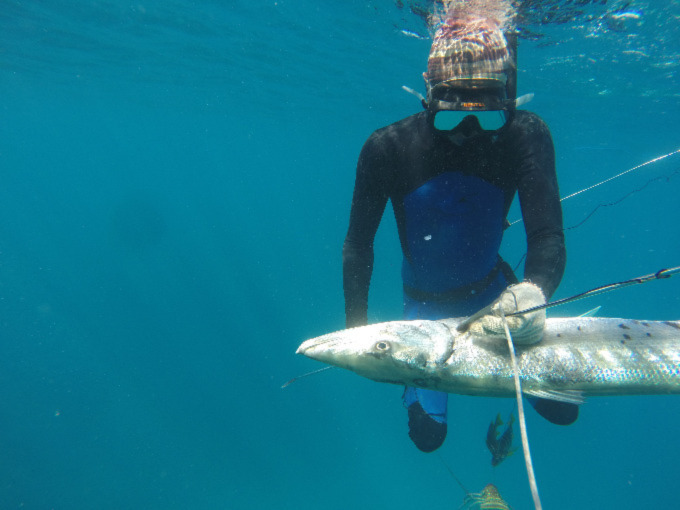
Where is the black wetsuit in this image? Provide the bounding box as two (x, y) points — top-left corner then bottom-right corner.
(342, 109), (573, 451)
(343, 109), (565, 327)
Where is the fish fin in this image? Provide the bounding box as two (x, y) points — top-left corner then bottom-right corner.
(488, 414), (502, 432)
(487, 420), (500, 442)
(523, 389), (585, 405)
(579, 305), (602, 317)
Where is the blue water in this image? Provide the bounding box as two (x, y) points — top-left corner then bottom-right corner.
(1, 1), (679, 508)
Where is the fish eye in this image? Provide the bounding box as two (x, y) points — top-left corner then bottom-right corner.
(375, 341), (391, 351)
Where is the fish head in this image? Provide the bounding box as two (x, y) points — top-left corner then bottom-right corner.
(296, 320), (455, 388)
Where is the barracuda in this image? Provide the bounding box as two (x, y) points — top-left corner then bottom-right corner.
(296, 317), (680, 401)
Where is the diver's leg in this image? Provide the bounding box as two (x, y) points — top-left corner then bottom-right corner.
(399, 272), (509, 452)
(528, 398), (579, 425)
(402, 295), (448, 452)
(402, 387), (448, 452)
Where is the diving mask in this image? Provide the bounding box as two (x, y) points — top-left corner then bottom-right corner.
(427, 79), (514, 134)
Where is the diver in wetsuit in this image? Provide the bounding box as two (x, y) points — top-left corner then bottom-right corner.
(343, 12), (577, 453)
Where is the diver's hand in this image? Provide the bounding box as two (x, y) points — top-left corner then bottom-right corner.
(469, 282), (546, 345)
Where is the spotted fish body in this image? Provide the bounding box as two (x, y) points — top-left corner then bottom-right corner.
(296, 317), (680, 399)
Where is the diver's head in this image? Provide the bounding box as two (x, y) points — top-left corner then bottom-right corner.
(423, 13), (517, 142)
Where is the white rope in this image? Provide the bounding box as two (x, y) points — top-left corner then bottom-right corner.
(508, 147), (680, 227)
(500, 309), (542, 510)
(560, 147), (680, 202)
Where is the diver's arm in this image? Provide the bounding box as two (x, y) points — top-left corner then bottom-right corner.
(343, 137), (388, 328)
(515, 114), (566, 299)
(468, 116), (561, 343)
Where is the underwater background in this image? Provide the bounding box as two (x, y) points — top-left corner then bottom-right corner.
(1, 1), (679, 508)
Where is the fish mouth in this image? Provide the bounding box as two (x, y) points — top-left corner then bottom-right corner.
(296, 334), (345, 361)
(295, 338), (317, 355)
(295, 337), (333, 358)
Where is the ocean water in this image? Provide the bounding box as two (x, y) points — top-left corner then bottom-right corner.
(1, 1), (679, 508)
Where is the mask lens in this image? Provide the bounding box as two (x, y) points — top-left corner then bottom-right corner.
(434, 110), (507, 132)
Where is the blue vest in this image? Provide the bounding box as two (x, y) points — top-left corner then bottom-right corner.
(401, 172), (507, 319)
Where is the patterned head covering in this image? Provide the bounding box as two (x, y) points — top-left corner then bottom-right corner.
(426, 15), (512, 89)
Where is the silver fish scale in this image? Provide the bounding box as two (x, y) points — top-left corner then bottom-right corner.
(442, 318), (680, 397)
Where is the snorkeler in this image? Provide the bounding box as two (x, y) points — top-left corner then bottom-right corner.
(342, 4), (577, 453)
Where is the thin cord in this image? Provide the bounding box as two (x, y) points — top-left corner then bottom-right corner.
(508, 147), (680, 227)
(507, 265), (680, 317)
(561, 148), (680, 202)
(564, 170), (680, 231)
(281, 366), (334, 389)
(437, 454), (469, 496)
